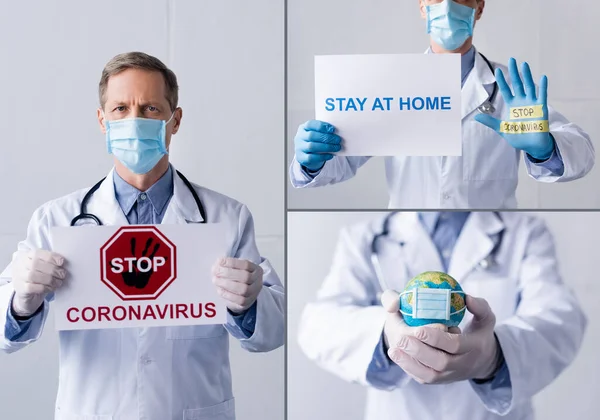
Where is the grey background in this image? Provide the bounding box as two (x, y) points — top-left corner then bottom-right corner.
(288, 212), (599, 420)
(0, 1), (284, 419)
(287, 0), (600, 209)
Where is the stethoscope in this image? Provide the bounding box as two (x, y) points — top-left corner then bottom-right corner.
(476, 53), (498, 115)
(370, 212), (503, 291)
(70, 170), (207, 226)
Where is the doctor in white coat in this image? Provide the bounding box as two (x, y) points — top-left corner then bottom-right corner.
(298, 212), (586, 420)
(0, 52), (284, 420)
(290, 0), (595, 209)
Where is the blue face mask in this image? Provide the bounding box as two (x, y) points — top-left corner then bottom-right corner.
(104, 113), (174, 175)
(426, 0), (476, 51)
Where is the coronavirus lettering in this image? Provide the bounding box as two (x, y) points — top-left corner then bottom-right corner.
(66, 302), (217, 323)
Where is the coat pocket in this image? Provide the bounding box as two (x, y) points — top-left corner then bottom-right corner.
(183, 398), (235, 420)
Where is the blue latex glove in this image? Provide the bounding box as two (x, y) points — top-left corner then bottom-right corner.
(294, 120), (342, 172)
(474, 58), (555, 160)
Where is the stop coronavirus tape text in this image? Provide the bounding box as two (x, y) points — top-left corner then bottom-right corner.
(500, 120), (549, 134)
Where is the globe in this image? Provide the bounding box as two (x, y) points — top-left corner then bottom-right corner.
(399, 271), (466, 327)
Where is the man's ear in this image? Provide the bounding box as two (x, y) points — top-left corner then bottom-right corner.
(171, 107), (183, 135)
(419, 0), (427, 19)
(475, 0), (485, 21)
(97, 108), (107, 134)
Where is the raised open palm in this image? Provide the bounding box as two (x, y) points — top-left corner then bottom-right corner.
(475, 57), (554, 160)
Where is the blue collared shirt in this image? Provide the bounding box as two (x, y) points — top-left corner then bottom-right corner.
(461, 46), (476, 87)
(113, 165), (174, 225)
(5, 165), (256, 340)
(367, 212), (510, 392)
(419, 212), (469, 271)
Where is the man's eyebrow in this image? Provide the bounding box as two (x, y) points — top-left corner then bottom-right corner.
(106, 101), (128, 107)
(139, 101), (163, 107)
(106, 100), (165, 107)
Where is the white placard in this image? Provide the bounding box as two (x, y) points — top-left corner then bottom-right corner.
(314, 53), (462, 156)
(50, 224), (228, 331)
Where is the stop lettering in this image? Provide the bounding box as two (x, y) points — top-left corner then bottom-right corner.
(110, 256), (167, 274)
(100, 226), (177, 301)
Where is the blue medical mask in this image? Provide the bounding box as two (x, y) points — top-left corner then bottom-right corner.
(400, 288), (466, 320)
(104, 113), (174, 175)
(426, 0), (475, 51)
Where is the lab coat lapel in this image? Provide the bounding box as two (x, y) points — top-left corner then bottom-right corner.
(461, 50), (497, 120)
(161, 166), (205, 225)
(389, 213), (444, 278)
(448, 212), (504, 281)
(86, 165), (205, 226)
(85, 168), (129, 226)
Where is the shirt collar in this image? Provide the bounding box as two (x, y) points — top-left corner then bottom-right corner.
(427, 45), (476, 84)
(113, 165), (174, 216)
(419, 212), (441, 236)
(418, 212), (471, 235)
(461, 45), (476, 84)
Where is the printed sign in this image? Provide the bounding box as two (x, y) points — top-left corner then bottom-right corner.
(50, 224), (228, 331)
(101, 226), (177, 300)
(314, 53), (462, 156)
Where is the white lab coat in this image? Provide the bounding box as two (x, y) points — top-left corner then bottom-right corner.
(298, 212), (586, 420)
(290, 51), (595, 208)
(0, 166), (285, 420)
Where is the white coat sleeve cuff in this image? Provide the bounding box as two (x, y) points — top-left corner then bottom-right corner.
(289, 159), (323, 188)
(525, 128), (594, 182)
(525, 134), (566, 181)
(3, 294), (48, 345)
(526, 140), (564, 176)
(365, 331), (410, 390)
(225, 301), (257, 339)
(225, 283), (284, 352)
(5, 293), (37, 340)
(469, 361), (513, 415)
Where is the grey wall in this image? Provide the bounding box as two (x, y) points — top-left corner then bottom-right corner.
(0, 1), (284, 419)
(287, 0), (600, 209)
(287, 212), (600, 420)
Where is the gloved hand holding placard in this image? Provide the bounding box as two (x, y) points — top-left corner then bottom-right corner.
(314, 53), (462, 156)
(475, 58), (555, 160)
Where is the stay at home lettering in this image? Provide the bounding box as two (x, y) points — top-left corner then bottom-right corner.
(324, 96), (452, 112)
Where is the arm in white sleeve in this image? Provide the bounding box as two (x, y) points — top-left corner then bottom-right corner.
(297, 223), (408, 389)
(470, 217), (587, 414)
(526, 105), (594, 182)
(224, 205), (284, 352)
(525, 141), (564, 175)
(289, 156), (372, 188)
(0, 205), (53, 353)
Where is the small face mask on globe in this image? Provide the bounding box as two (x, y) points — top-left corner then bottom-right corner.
(399, 271), (466, 327)
(426, 0), (476, 51)
(104, 113), (175, 175)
